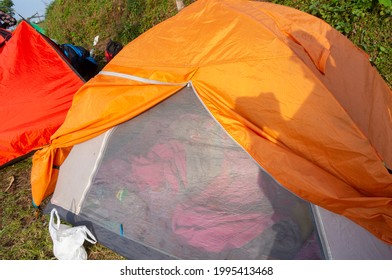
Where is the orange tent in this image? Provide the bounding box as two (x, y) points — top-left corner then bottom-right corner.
(0, 21), (84, 167)
(31, 0), (392, 246)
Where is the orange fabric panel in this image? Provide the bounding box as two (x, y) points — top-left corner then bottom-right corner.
(31, 75), (183, 205)
(0, 21), (84, 167)
(31, 0), (392, 244)
(31, 145), (72, 207)
(49, 75), (184, 147)
(252, 1), (392, 166)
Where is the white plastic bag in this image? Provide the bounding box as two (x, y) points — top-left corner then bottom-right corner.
(49, 208), (97, 260)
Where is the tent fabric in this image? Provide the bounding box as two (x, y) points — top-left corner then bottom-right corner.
(0, 20), (84, 168)
(48, 86), (324, 259)
(31, 0), (392, 245)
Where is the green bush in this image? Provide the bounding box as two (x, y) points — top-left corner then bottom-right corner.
(43, 0), (196, 69)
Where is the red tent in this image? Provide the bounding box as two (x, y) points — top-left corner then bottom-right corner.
(0, 20), (84, 167)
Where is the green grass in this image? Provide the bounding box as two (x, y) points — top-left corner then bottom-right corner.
(0, 157), (124, 260)
(0, 158), (52, 259)
(42, 0), (196, 70)
(1, 0), (390, 260)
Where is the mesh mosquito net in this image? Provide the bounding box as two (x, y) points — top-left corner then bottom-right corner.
(77, 86), (324, 259)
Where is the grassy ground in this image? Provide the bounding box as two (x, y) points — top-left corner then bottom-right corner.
(0, 158), (52, 259)
(0, 157), (124, 260)
(1, 0), (391, 260)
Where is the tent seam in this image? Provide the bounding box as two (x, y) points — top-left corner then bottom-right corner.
(98, 71), (189, 86)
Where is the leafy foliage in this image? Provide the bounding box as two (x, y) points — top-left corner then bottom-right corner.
(0, 0), (14, 13)
(379, 0), (391, 7)
(43, 0), (196, 68)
